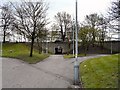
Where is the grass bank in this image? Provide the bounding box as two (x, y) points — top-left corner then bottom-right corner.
(63, 54), (86, 59)
(2, 43), (49, 64)
(80, 54), (119, 88)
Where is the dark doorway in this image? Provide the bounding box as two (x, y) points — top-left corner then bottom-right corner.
(55, 46), (62, 54)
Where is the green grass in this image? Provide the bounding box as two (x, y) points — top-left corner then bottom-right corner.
(63, 54), (86, 59)
(80, 54), (119, 88)
(2, 43), (49, 64)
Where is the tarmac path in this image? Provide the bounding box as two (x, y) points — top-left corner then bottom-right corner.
(2, 54), (108, 88)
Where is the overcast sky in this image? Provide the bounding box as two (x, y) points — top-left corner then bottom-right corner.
(1, 0), (113, 23)
(0, 0), (118, 41)
(47, 0), (113, 22)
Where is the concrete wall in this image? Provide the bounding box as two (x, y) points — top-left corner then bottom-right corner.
(39, 42), (71, 54)
(34, 41), (120, 54)
(103, 41), (120, 53)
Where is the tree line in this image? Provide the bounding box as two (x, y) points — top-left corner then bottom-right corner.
(0, 0), (49, 57)
(0, 0), (119, 56)
(50, 0), (119, 55)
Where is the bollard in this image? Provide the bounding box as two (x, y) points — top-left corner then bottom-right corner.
(74, 60), (79, 85)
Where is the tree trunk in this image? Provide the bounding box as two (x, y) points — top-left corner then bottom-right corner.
(84, 45), (87, 56)
(92, 33), (95, 47)
(92, 27), (95, 47)
(60, 25), (65, 42)
(30, 33), (35, 57)
(30, 20), (36, 57)
(3, 30), (6, 43)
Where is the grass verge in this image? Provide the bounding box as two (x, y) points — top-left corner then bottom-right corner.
(2, 43), (49, 64)
(63, 54), (86, 59)
(80, 54), (119, 88)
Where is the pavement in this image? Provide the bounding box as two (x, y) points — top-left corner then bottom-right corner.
(2, 54), (108, 88)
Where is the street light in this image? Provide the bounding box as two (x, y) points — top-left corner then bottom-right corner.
(74, 0), (79, 85)
(0, 30), (2, 57)
(0, 42), (1, 56)
(46, 36), (48, 54)
(72, 18), (75, 56)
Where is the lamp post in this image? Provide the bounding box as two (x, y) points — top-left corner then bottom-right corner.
(0, 39), (2, 90)
(73, 18), (75, 56)
(46, 36), (48, 54)
(0, 41), (2, 57)
(74, 0), (79, 85)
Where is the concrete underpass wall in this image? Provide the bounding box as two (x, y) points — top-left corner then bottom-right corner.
(103, 41), (120, 53)
(38, 42), (71, 54)
(34, 41), (120, 54)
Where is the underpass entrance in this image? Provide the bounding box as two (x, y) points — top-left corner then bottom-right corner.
(55, 46), (62, 54)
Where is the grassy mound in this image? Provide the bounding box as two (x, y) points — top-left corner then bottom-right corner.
(80, 54), (119, 88)
(2, 43), (49, 64)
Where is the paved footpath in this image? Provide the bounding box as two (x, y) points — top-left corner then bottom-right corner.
(2, 54), (108, 88)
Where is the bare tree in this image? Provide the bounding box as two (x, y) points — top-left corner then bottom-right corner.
(0, 3), (15, 43)
(54, 12), (72, 42)
(36, 26), (48, 54)
(84, 13), (108, 47)
(78, 26), (93, 55)
(108, 0), (120, 32)
(84, 13), (100, 46)
(51, 23), (59, 42)
(109, 0), (120, 21)
(97, 16), (108, 48)
(12, 1), (49, 57)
